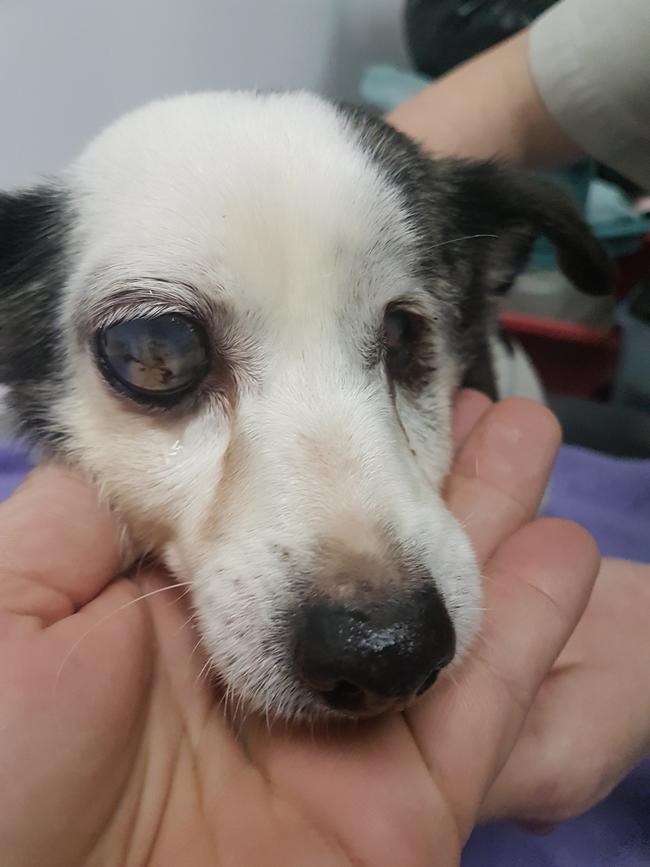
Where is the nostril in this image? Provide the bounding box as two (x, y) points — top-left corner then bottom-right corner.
(322, 680), (366, 711)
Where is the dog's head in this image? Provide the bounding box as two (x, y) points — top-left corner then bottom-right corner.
(0, 93), (611, 720)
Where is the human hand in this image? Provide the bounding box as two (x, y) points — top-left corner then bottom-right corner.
(482, 555), (650, 826)
(0, 395), (598, 867)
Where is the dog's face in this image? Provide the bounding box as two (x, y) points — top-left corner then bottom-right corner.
(0, 92), (610, 720)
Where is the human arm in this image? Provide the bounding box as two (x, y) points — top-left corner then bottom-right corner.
(387, 30), (583, 168)
(388, 0), (650, 189)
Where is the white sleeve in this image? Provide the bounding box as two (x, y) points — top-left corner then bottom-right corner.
(529, 0), (650, 189)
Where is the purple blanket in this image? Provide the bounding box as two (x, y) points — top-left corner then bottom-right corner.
(1, 442), (649, 865)
(466, 444), (650, 865)
(541, 446), (650, 565)
(0, 442), (33, 501)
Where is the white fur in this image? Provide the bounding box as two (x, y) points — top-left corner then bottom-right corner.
(50, 92), (480, 720)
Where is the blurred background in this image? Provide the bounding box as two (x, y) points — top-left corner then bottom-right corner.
(0, 0), (409, 189)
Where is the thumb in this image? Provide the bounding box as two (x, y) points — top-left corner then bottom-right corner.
(0, 464), (122, 630)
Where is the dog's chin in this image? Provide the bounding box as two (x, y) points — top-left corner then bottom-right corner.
(242, 688), (436, 728)
(219, 693), (402, 728)
(298, 670), (445, 722)
(311, 696), (413, 723)
(212, 666), (449, 728)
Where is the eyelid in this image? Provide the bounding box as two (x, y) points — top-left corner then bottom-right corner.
(383, 300), (432, 333)
(93, 303), (201, 332)
(79, 277), (219, 338)
(384, 295), (435, 322)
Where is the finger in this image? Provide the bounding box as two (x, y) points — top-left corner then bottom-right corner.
(406, 517), (599, 839)
(481, 558), (650, 823)
(0, 572), (153, 865)
(0, 465), (122, 632)
(446, 398), (561, 564)
(247, 712), (455, 867)
(480, 662), (650, 824)
(477, 665), (642, 825)
(452, 389), (492, 452)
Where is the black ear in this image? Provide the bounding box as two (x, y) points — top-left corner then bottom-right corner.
(421, 160), (613, 400)
(0, 186), (69, 438)
(432, 159), (614, 298)
(338, 106), (612, 296)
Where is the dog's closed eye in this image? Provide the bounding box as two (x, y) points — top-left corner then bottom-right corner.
(96, 313), (210, 407)
(382, 303), (435, 392)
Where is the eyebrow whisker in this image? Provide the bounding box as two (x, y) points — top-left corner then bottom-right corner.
(429, 233), (499, 251)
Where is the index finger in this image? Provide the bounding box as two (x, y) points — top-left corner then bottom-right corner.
(407, 517), (599, 839)
(451, 389), (492, 452)
(0, 465), (122, 631)
(446, 398), (561, 564)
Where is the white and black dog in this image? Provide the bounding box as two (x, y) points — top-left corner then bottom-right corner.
(0, 92), (611, 721)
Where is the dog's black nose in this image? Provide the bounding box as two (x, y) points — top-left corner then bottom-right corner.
(294, 586), (455, 714)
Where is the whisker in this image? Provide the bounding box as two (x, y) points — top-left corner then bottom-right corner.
(222, 683), (234, 720)
(53, 580), (193, 711)
(195, 657), (214, 688)
(232, 689), (246, 735)
(457, 508), (480, 529)
(430, 233), (499, 251)
(444, 667), (461, 690)
(189, 636), (205, 658)
(176, 610), (198, 636)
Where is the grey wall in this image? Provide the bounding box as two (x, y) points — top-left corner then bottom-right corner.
(0, 0), (409, 188)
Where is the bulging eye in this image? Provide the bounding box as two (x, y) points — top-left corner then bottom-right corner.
(96, 313), (209, 406)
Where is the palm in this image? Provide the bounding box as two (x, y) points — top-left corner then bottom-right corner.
(0, 398), (599, 867)
(136, 572), (451, 867)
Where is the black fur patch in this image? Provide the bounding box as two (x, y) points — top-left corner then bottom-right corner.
(337, 104), (613, 398)
(0, 186), (70, 443)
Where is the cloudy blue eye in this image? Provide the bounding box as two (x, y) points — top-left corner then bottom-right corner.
(96, 314), (209, 405)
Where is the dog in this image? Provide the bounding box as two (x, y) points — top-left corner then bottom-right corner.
(0, 91), (611, 721)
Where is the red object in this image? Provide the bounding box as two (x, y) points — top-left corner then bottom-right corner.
(500, 311), (620, 398)
(500, 237), (649, 398)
